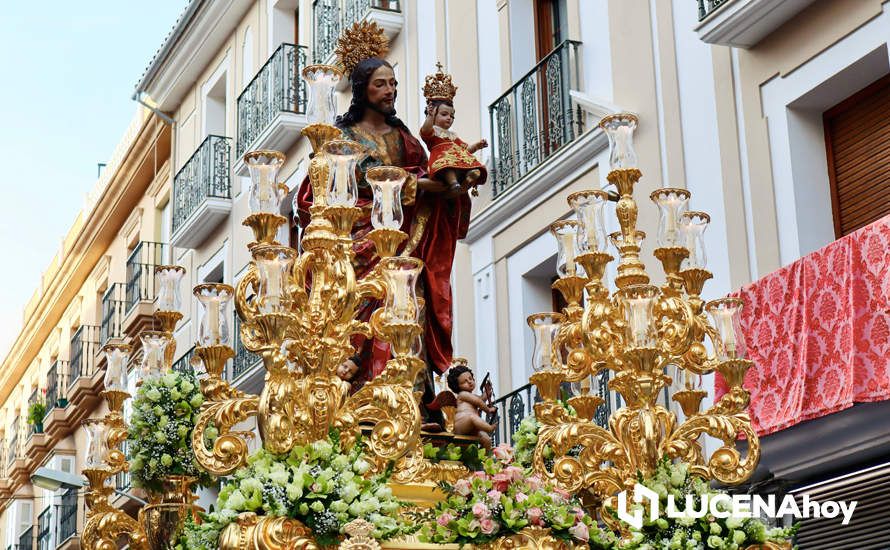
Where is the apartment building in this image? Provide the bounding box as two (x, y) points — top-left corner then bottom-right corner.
(0, 108), (171, 550)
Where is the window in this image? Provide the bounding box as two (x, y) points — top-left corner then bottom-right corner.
(533, 0), (568, 61)
(823, 73), (890, 237)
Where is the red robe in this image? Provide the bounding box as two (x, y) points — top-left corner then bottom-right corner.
(296, 125), (470, 382)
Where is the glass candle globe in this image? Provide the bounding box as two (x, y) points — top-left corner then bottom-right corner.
(194, 284), (235, 345)
(680, 211), (710, 269)
(101, 343), (130, 392)
(380, 257), (424, 323)
(705, 297), (747, 360)
(366, 166), (407, 230)
(155, 265), (186, 312)
(410, 297), (427, 357)
(528, 313), (563, 372)
(620, 284), (660, 348)
(568, 190), (609, 254)
(599, 113), (638, 170)
(550, 220), (580, 278)
(252, 246), (296, 314)
(324, 140), (366, 207)
(651, 188), (691, 248)
(302, 64), (342, 125)
(83, 418), (109, 469)
(244, 150), (287, 214)
(138, 331), (171, 382)
(570, 373), (600, 397)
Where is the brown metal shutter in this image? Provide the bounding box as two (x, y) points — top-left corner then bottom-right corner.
(791, 462), (890, 549)
(823, 74), (890, 237)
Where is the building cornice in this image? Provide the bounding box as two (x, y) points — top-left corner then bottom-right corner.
(135, 0), (254, 112)
(0, 116), (171, 409)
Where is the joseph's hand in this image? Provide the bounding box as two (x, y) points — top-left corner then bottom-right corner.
(417, 177), (449, 193)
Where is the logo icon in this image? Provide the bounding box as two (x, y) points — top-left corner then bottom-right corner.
(616, 484), (659, 529)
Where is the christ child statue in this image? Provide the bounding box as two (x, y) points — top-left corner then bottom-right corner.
(420, 63), (489, 197)
(446, 364), (497, 450)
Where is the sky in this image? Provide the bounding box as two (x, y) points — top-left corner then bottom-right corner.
(0, 1), (187, 361)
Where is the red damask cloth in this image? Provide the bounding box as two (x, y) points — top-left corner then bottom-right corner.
(715, 215), (890, 436)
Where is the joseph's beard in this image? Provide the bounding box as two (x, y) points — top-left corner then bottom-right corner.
(367, 99), (396, 117)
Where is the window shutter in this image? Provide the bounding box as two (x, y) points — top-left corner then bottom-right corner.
(823, 74), (890, 237)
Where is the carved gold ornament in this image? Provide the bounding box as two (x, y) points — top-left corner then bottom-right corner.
(528, 113), (760, 521)
(335, 20), (390, 78)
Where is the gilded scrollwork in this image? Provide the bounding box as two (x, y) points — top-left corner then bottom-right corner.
(192, 396), (260, 476)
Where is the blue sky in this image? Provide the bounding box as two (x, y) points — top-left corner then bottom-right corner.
(0, 1), (187, 360)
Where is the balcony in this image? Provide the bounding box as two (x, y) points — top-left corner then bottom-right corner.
(312, 0), (403, 65)
(124, 241), (166, 334)
(44, 361), (68, 415)
(695, 0), (819, 48)
(57, 487), (78, 545)
(67, 325), (104, 424)
(17, 526), (33, 550)
(100, 284), (126, 347)
(488, 40), (583, 198)
(171, 135), (232, 250)
(234, 43), (309, 172)
(27, 388), (42, 437)
(172, 346), (197, 376)
(6, 418), (19, 468)
(231, 315), (262, 392)
(36, 507), (50, 550)
(489, 369), (615, 448)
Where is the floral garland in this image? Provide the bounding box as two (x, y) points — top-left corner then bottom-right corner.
(178, 433), (417, 548)
(609, 457), (798, 550)
(421, 443), (616, 548)
(128, 371), (213, 493)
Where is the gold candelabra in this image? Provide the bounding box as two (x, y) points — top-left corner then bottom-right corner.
(528, 113), (760, 523)
(81, 265), (201, 550)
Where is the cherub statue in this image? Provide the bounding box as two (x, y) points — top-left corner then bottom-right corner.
(446, 363), (497, 450)
(420, 62), (488, 197)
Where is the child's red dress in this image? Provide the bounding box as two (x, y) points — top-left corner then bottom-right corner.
(420, 126), (488, 186)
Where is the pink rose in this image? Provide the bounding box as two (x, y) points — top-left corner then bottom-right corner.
(492, 443), (514, 463)
(492, 473), (511, 492)
(472, 501), (490, 518)
(473, 471), (489, 480)
(573, 507), (585, 521)
(514, 492), (528, 503)
(569, 522), (590, 542)
(526, 475), (543, 491)
(487, 489), (502, 503)
(454, 479), (472, 496)
(480, 518), (497, 535)
(504, 466), (524, 481)
(527, 507), (544, 526)
(437, 512), (454, 527)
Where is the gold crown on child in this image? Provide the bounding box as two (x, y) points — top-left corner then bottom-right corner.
(423, 62), (458, 102)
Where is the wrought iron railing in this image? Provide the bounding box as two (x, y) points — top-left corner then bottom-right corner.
(44, 361), (69, 417)
(172, 135), (232, 235)
(27, 388), (42, 436)
(172, 346), (197, 376)
(100, 284), (126, 346)
(70, 324), (100, 381)
(232, 315), (261, 380)
(17, 526), (33, 550)
(697, 0), (730, 20)
(126, 241), (166, 312)
(36, 507), (50, 550)
(312, 0), (401, 63)
(58, 487), (78, 543)
(488, 40), (583, 198)
(115, 440), (130, 491)
(7, 416), (20, 467)
(236, 43), (309, 157)
(489, 369), (615, 447)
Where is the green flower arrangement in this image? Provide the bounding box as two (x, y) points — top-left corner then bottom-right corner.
(421, 443), (615, 548)
(178, 432), (418, 548)
(610, 457), (798, 550)
(128, 371), (214, 493)
(423, 442), (487, 471)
